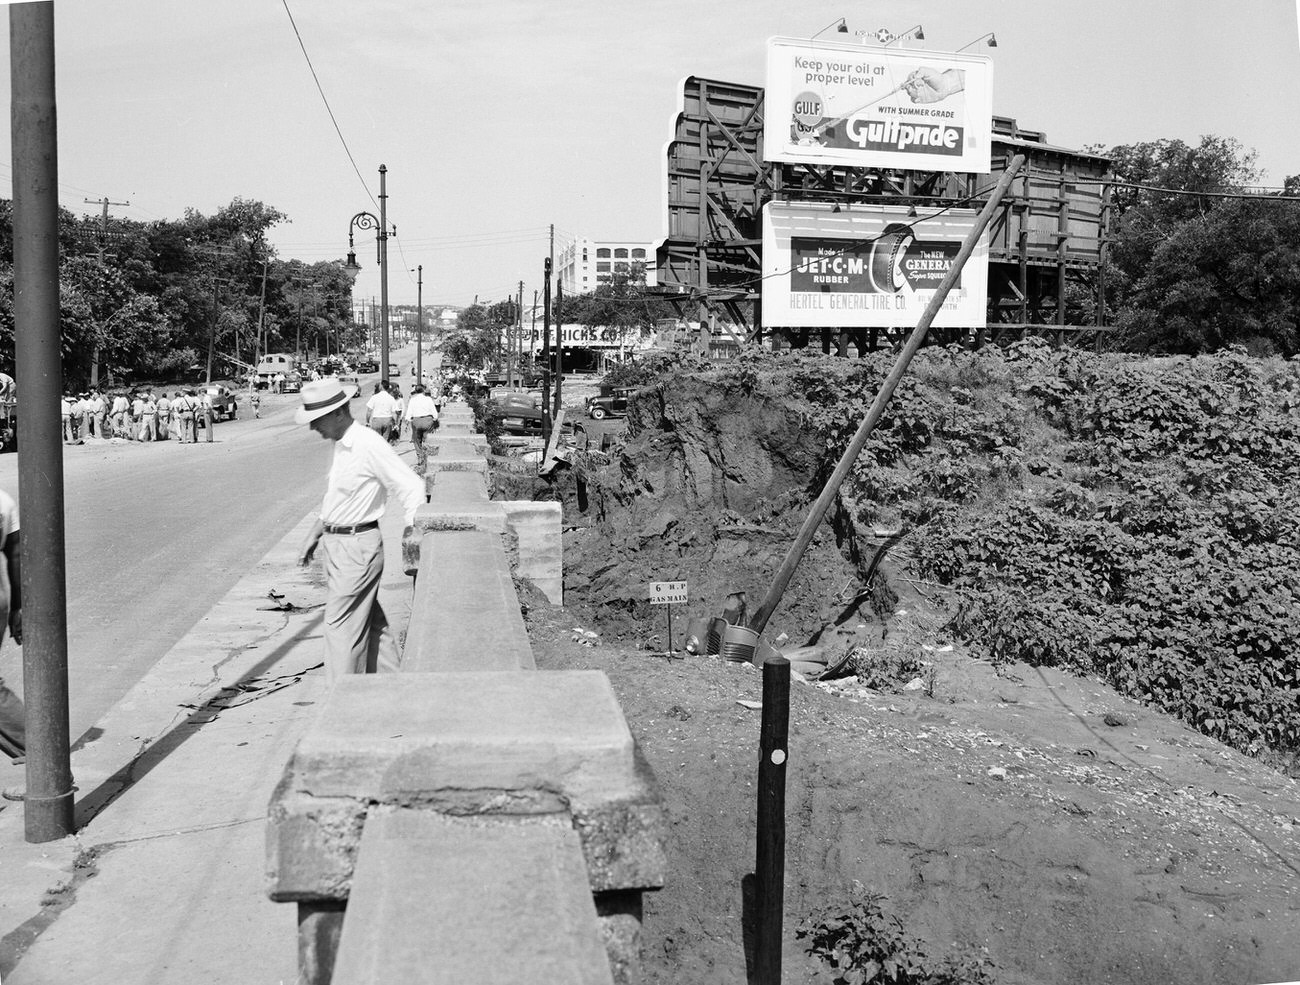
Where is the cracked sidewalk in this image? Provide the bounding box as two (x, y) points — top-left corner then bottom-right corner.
(0, 502), (415, 984)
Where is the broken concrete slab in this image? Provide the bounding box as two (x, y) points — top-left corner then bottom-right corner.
(266, 672), (666, 902)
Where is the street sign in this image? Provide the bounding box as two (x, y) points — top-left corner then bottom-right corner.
(649, 581), (688, 605)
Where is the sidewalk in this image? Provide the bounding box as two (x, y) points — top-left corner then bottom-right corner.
(0, 453), (418, 984)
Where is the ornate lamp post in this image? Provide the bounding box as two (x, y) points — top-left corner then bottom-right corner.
(344, 164), (392, 384)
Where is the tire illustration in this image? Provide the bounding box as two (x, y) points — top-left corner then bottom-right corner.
(868, 223), (915, 294)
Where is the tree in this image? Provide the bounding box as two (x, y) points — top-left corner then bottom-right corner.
(1094, 135), (1300, 355)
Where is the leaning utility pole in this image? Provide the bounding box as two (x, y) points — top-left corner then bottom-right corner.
(11, 0), (75, 842)
(83, 195), (128, 386)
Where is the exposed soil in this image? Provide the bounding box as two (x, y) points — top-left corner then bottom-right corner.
(526, 600), (1300, 985)
(514, 365), (1300, 984)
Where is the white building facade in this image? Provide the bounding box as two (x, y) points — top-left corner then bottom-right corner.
(556, 237), (658, 295)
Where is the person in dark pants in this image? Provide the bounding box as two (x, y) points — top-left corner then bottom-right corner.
(0, 488), (26, 801)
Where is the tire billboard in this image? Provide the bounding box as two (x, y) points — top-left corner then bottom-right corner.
(761, 202), (988, 328)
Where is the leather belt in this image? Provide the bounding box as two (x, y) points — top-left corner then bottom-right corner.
(322, 520), (379, 535)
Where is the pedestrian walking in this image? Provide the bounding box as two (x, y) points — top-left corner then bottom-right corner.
(389, 383), (405, 445)
(295, 378), (423, 683)
(251, 389), (261, 419)
(364, 382), (397, 442)
(0, 488), (27, 799)
(405, 384), (439, 474)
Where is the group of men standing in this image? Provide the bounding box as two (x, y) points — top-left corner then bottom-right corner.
(61, 389), (213, 444)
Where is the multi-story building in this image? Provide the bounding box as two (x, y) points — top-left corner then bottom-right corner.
(556, 237), (658, 295)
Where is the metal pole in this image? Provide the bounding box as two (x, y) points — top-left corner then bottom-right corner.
(553, 281), (564, 418)
(255, 258), (269, 378)
(415, 265), (423, 385)
(754, 657), (790, 985)
(747, 155), (1027, 636)
(379, 165), (390, 386)
(11, 0), (75, 842)
(541, 257), (552, 441)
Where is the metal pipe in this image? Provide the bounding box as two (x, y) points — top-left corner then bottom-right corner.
(753, 656), (790, 984)
(10, 0), (75, 842)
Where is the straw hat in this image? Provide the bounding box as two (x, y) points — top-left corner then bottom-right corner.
(295, 377), (350, 424)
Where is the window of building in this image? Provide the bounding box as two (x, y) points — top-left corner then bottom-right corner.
(631, 248), (646, 259)
(614, 248), (629, 259)
(596, 262), (610, 272)
(596, 248), (611, 259)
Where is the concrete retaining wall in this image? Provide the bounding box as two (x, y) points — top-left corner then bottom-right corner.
(267, 402), (664, 984)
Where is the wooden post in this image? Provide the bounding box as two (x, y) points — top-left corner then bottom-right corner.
(754, 656), (790, 984)
(746, 155), (1027, 637)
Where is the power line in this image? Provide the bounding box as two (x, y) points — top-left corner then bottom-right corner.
(279, 0), (379, 214)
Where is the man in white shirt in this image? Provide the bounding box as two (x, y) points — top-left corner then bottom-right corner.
(296, 378), (424, 682)
(404, 384), (440, 474)
(364, 382), (397, 442)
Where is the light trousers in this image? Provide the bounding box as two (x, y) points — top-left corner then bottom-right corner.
(321, 527), (399, 683)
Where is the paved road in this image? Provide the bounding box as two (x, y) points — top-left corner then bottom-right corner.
(0, 368), (417, 742)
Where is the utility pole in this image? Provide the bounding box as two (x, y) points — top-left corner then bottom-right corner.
(84, 195), (129, 386)
(254, 257), (270, 381)
(12, 0), (75, 842)
(541, 257), (552, 442)
(415, 265), (423, 384)
(515, 280), (524, 386)
(378, 164), (391, 386)
(553, 280), (564, 418)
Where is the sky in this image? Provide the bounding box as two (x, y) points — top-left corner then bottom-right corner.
(0, 0), (1297, 310)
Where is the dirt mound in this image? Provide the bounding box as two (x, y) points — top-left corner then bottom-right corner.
(557, 371), (884, 649)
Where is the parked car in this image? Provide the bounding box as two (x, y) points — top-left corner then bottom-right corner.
(282, 373), (303, 394)
(357, 358), (379, 374)
(585, 386), (635, 420)
(200, 384), (238, 422)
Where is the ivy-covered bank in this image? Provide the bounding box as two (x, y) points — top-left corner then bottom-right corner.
(610, 343), (1300, 765)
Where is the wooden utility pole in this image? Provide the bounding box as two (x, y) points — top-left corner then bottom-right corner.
(83, 195), (129, 386)
(415, 265), (423, 385)
(747, 155), (1027, 638)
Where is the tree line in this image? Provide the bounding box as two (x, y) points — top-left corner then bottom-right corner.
(0, 196), (363, 389)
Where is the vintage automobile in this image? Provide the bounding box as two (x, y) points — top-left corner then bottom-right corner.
(585, 386), (635, 420)
(200, 384), (238, 422)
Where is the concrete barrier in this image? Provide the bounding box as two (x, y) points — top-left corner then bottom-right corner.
(268, 401), (663, 985)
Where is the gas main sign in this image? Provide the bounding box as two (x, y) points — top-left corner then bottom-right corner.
(762, 202), (988, 328)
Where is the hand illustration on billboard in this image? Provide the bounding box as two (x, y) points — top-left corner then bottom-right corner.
(902, 68), (965, 104)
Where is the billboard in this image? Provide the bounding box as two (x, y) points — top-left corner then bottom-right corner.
(763, 37), (993, 173)
(761, 202), (988, 329)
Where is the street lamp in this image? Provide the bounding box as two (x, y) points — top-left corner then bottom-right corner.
(345, 164), (392, 384)
(811, 17), (848, 39)
(956, 32), (997, 52)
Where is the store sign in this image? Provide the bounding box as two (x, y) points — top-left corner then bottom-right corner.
(763, 37), (993, 173)
(761, 202), (987, 328)
(527, 324), (640, 348)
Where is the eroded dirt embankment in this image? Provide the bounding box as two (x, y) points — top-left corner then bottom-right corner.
(517, 356), (1300, 985)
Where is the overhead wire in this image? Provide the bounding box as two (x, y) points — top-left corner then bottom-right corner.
(279, 0), (380, 214)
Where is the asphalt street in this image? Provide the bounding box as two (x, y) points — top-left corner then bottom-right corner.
(0, 365), (410, 747)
